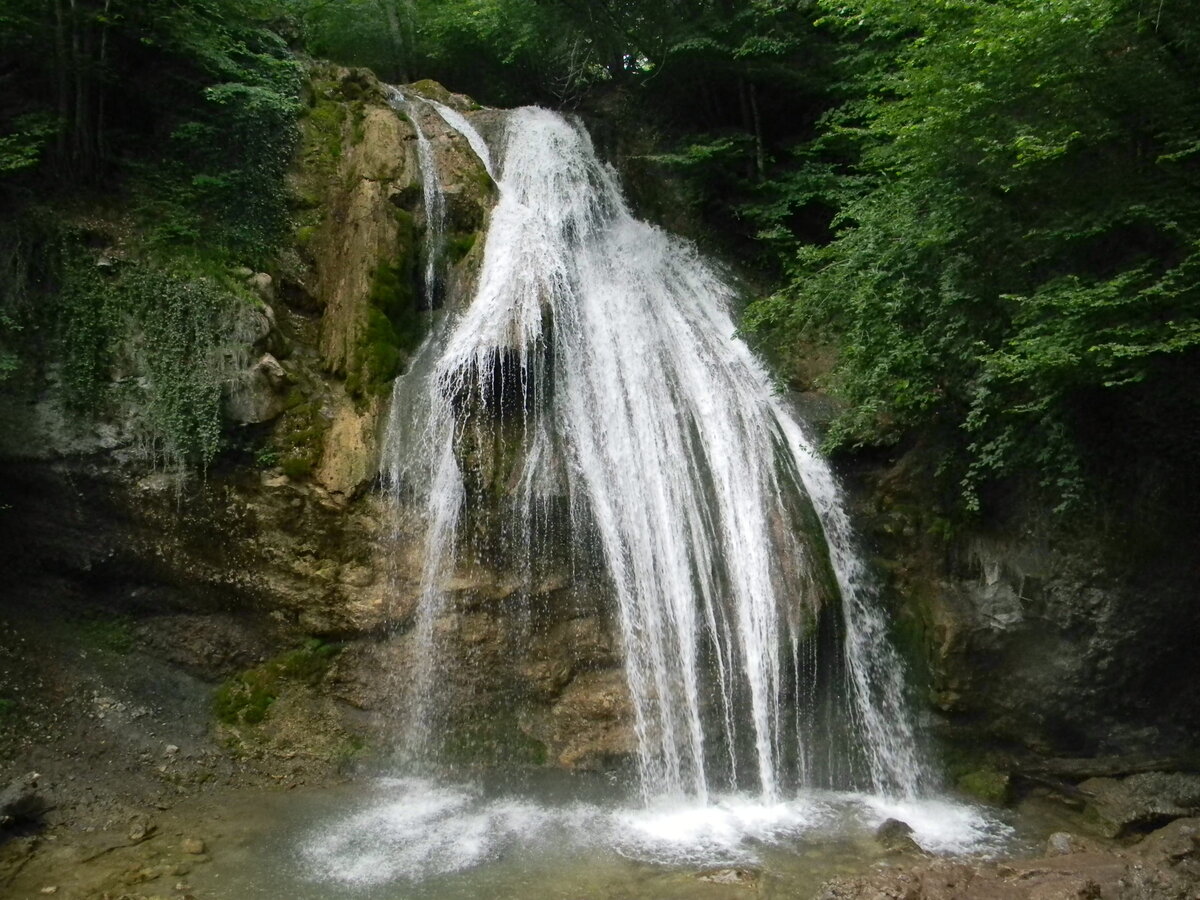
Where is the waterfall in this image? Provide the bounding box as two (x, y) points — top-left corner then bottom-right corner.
(426, 98), (495, 179)
(387, 88), (447, 305)
(383, 102), (930, 802)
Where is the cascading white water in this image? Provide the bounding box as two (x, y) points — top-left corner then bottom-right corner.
(427, 98), (495, 178)
(383, 102), (930, 803)
(388, 88), (448, 301)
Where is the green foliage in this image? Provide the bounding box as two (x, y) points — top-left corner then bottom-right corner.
(0, 213), (62, 386)
(1, 0), (301, 263)
(300, 94), (348, 177)
(53, 242), (255, 469)
(746, 0), (1200, 511)
(214, 638), (341, 726)
(0, 113), (57, 175)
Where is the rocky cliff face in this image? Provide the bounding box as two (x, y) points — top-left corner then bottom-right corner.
(0, 66), (630, 830)
(850, 445), (1200, 783)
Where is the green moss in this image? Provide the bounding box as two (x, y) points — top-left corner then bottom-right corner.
(277, 637), (341, 682)
(409, 79), (455, 105)
(347, 210), (427, 398)
(956, 767), (1012, 805)
(265, 394), (326, 482)
(334, 733), (369, 770)
(73, 615), (137, 655)
(470, 165), (497, 197)
(0, 698), (15, 719)
(350, 100), (367, 147)
(295, 224), (318, 248)
(446, 231), (477, 264)
(213, 639), (341, 726)
(347, 311), (400, 395)
(301, 95), (347, 176)
(280, 455), (314, 479)
(214, 669), (277, 725)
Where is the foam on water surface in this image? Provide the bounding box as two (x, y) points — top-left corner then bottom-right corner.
(297, 778), (1012, 888)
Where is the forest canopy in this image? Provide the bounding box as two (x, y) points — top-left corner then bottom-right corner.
(1, 0), (1198, 510)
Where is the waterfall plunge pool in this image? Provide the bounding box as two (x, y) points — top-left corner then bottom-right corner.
(186, 775), (1015, 899)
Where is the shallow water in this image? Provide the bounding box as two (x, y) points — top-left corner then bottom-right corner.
(188, 775), (1014, 899)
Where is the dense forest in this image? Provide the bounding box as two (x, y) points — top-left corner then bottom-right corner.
(2, 0), (1198, 513)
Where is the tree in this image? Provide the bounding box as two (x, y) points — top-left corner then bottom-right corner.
(745, 0), (1200, 510)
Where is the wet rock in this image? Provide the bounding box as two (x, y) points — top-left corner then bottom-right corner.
(278, 274), (320, 313)
(1047, 832), (1096, 856)
(521, 617), (619, 699)
(521, 668), (636, 770)
(127, 818), (155, 842)
(1130, 816), (1200, 863)
(1080, 772), (1200, 837)
(875, 817), (923, 854)
(389, 183), (423, 210)
(225, 353), (290, 425)
(958, 766), (1012, 805)
(247, 272), (275, 302)
(313, 393), (383, 498)
(698, 867), (758, 886)
(0, 773), (46, 828)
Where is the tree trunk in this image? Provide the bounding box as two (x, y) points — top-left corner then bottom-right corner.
(96, 0), (111, 164)
(749, 82), (765, 180)
(378, 0), (409, 82)
(54, 0), (70, 162)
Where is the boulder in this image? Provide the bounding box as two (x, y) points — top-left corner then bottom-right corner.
(247, 272), (275, 302)
(1080, 772), (1200, 837)
(875, 817), (924, 854)
(225, 354), (289, 425)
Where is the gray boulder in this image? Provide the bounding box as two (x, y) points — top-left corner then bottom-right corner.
(1081, 772), (1200, 837)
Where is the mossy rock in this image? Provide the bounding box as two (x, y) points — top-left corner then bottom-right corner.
(213, 639), (341, 726)
(446, 231), (477, 264)
(265, 389), (327, 482)
(957, 766), (1012, 805)
(347, 211), (426, 399)
(407, 79), (458, 106)
(300, 98), (347, 177)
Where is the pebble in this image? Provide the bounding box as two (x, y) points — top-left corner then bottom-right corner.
(181, 837), (206, 855)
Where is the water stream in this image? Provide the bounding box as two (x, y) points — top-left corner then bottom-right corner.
(389, 88), (448, 304)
